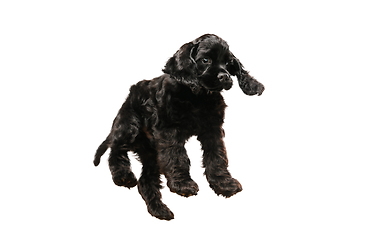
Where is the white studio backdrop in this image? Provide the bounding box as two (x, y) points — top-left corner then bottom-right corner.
(1, 0), (383, 239)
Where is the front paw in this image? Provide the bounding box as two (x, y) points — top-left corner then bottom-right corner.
(112, 171), (137, 188)
(209, 177), (243, 198)
(147, 201), (174, 221)
(167, 179), (199, 197)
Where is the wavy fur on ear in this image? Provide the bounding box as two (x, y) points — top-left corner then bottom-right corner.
(163, 42), (202, 93)
(227, 54), (265, 96)
(237, 69), (265, 96)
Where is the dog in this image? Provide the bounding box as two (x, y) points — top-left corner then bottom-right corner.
(94, 34), (264, 220)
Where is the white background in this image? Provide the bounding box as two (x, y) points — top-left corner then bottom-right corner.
(1, 0), (383, 239)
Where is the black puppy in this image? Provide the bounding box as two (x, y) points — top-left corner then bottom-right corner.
(94, 34), (264, 220)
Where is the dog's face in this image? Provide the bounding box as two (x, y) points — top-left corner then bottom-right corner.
(193, 38), (234, 92)
(163, 34), (264, 96)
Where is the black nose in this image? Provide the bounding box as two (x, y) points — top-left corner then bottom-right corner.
(218, 72), (230, 82)
(218, 72), (233, 90)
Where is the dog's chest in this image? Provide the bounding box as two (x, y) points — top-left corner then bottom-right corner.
(167, 93), (225, 133)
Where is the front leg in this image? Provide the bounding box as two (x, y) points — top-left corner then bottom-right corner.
(198, 128), (242, 198)
(156, 130), (199, 197)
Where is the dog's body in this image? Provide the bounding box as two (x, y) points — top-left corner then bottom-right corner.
(94, 34), (264, 220)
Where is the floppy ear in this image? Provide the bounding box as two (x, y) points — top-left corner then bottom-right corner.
(227, 54), (265, 96)
(163, 42), (201, 93)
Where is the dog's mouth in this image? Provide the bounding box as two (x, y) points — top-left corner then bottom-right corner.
(213, 81), (233, 91)
(199, 77), (233, 92)
(201, 83), (231, 92)
(207, 86), (224, 92)
(222, 80), (233, 90)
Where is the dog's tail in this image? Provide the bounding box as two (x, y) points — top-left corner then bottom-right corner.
(94, 135), (111, 166)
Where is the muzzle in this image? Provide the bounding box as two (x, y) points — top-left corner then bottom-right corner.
(218, 72), (233, 90)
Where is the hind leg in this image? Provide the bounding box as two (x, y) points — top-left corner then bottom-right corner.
(136, 143), (174, 220)
(108, 143), (137, 188)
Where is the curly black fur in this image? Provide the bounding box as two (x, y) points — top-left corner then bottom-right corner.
(94, 34), (264, 220)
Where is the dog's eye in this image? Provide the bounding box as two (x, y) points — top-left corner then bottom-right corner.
(202, 58), (212, 64)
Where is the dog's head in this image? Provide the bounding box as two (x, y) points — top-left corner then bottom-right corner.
(163, 34), (264, 96)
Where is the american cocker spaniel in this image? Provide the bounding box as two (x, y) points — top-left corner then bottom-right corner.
(94, 34), (264, 220)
